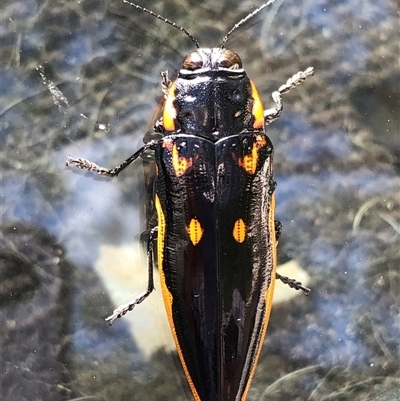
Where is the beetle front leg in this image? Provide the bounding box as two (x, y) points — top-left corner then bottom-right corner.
(66, 140), (158, 177)
(105, 226), (158, 325)
(160, 70), (172, 98)
(264, 67), (314, 126)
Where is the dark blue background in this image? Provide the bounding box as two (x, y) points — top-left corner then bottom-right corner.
(1, 0), (399, 400)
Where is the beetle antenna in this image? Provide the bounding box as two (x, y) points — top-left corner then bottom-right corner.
(123, 0), (200, 48)
(221, 0), (276, 48)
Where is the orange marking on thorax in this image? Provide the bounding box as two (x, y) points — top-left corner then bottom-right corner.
(162, 82), (177, 131)
(250, 80), (265, 129)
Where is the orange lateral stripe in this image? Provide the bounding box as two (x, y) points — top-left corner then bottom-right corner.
(155, 195), (201, 401)
(187, 218), (203, 245)
(233, 218), (246, 243)
(250, 80), (264, 129)
(162, 82), (177, 131)
(241, 194), (277, 401)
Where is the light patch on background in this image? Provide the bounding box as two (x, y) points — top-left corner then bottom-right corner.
(274, 260), (311, 304)
(94, 241), (175, 356)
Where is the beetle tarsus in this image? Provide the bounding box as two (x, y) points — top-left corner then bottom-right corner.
(276, 272), (311, 295)
(264, 66), (314, 126)
(66, 140), (158, 177)
(105, 290), (153, 325)
(66, 156), (114, 175)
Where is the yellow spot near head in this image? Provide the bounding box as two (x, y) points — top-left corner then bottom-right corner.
(233, 218), (246, 243)
(187, 218), (203, 246)
(162, 82), (177, 131)
(250, 80), (264, 129)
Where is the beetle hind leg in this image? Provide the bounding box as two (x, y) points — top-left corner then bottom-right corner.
(274, 220), (310, 295)
(276, 272), (311, 295)
(105, 227), (158, 325)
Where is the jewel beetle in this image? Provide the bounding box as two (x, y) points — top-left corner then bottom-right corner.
(67, 1), (313, 400)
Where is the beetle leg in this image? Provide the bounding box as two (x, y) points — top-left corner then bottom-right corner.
(66, 140), (158, 177)
(154, 117), (164, 133)
(276, 272), (311, 295)
(264, 67), (314, 126)
(161, 70), (172, 98)
(105, 227), (158, 325)
(273, 220), (310, 295)
(274, 220), (282, 241)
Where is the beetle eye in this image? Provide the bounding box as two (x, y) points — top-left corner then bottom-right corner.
(218, 50), (242, 69)
(182, 52), (204, 70)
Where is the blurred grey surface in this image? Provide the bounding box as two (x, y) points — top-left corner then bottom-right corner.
(1, 0), (399, 400)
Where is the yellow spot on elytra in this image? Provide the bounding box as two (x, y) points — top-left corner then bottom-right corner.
(187, 218), (203, 246)
(233, 218), (246, 243)
(162, 82), (177, 131)
(250, 80), (264, 129)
